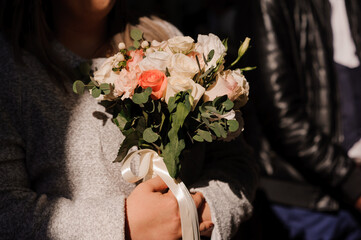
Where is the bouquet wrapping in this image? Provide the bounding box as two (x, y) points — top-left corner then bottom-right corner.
(74, 29), (251, 239)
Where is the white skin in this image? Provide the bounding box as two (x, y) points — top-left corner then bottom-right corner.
(51, 0), (213, 238)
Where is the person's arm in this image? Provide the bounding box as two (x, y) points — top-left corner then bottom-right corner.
(251, 0), (361, 206)
(191, 136), (258, 240)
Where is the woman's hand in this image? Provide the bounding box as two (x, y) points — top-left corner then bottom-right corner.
(196, 193), (214, 237)
(125, 176), (206, 240)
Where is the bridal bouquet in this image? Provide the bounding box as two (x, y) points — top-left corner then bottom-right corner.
(73, 29), (251, 239)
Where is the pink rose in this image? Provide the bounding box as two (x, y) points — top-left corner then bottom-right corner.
(113, 68), (140, 99)
(204, 69), (249, 104)
(138, 70), (167, 100)
(126, 49), (144, 71)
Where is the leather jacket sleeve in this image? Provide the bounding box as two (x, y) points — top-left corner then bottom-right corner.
(250, 0), (361, 205)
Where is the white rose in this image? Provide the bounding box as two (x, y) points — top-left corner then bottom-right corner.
(167, 53), (199, 79)
(165, 76), (205, 108)
(93, 55), (120, 85)
(195, 33), (226, 71)
(167, 36), (195, 54)
(139, 51), (171, 72)
(149, 40), (172, 54)
(204, 69), (249, 104)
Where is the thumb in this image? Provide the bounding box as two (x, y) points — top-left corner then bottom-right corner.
(143, 176), (169, 193)
(199, 221), (214, 235)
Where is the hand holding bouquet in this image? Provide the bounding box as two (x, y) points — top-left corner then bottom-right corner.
(73, 29), (252, 239)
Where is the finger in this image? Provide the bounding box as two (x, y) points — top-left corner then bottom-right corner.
(143, 176), (168, 193)
(199, 221), (214, 235)
(191, 192), (205, 208)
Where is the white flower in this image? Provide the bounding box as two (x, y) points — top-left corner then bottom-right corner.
(167, 36), (195, 54)
(149, 40), (172, 53)
(118, 42), (126, 50)
(93, 54), (121, 85)
(141, 41), (149, 48)
(139, 51), (171, 72)
(204, 69), (249, 105)
(165, 76), (205, 108)
(167, 53), (199, 79)
(195, 33), (226, 71)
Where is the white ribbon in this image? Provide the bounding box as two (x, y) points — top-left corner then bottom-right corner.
(121, 149), (200, 240)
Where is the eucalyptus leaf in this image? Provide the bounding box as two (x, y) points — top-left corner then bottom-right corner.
(210, 122), (227, 138)
(132, 87), (152, 104)
(228, 120), (239, 132)
(133, 40), (140, 49)
(73, 80), (85, 94)
(130, 28), (143, 41)
(222, 99), (234, 111)
(91, 87), (101, 98)
(143, 128), (159, 143)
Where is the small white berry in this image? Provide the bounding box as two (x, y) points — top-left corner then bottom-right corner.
(141, 41), (149, 48)
(118, 42), (126, 50)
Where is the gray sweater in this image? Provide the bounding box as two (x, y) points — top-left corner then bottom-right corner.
(0, 20), (257, 240)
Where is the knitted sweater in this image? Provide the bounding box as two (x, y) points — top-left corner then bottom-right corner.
(0, 18), (257, 240)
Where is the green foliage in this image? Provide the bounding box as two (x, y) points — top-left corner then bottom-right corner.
(114, 130), (141, 162)
(73, 80), (85, 94)
(207, 50), (215, 63)
(143, 128), (159, 143)
(132, 87), (152, 104)
(130, 28), (143, 41)
(91, 87), (101, 98)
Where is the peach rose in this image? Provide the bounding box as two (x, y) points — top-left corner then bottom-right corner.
(113, 68), (140, 99)
(138, 70), (167, 100)
(204, 69), (249, 104)
(127, 49), (144, 71)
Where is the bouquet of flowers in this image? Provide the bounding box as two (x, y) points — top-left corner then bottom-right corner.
(73, 29), (251, 239)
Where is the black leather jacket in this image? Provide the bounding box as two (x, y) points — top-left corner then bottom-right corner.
(243, 0), (361, 210)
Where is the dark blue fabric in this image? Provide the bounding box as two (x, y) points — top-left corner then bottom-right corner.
(271, 204), (361, 240)
(335, 63), (361, 151)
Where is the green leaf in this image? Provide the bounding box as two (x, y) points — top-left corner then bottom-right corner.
(167, 96), (177, 113)
(207, 49), (215, 63)
(172, 103), (190, 128)
(193, 135), (204, 142)
(162, 139), (185, 178)
(197, 130), (212, 142)
(73, 80), (85, 94)
(228, 120), (239, 132)
(222, 99), (234, 111)
(130, 28), (143, 41)
(212, 95), (228, 107)
(143, 128), (159, 143)
(133, 40), (140, 49)
(91, 87), (101, 98)
(210, 122), (227, 138)
(128, 46), (136, 51)
(100, 83), (111, 95)
(114, 131), (140, 162)
(113, 112), (130, 131)
(239, 66), (257, 72)
(132, 87), (152, 104)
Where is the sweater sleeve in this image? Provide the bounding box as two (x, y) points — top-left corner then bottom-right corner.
(0, 43), (127, 240)
(191, 136), (258, 240)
